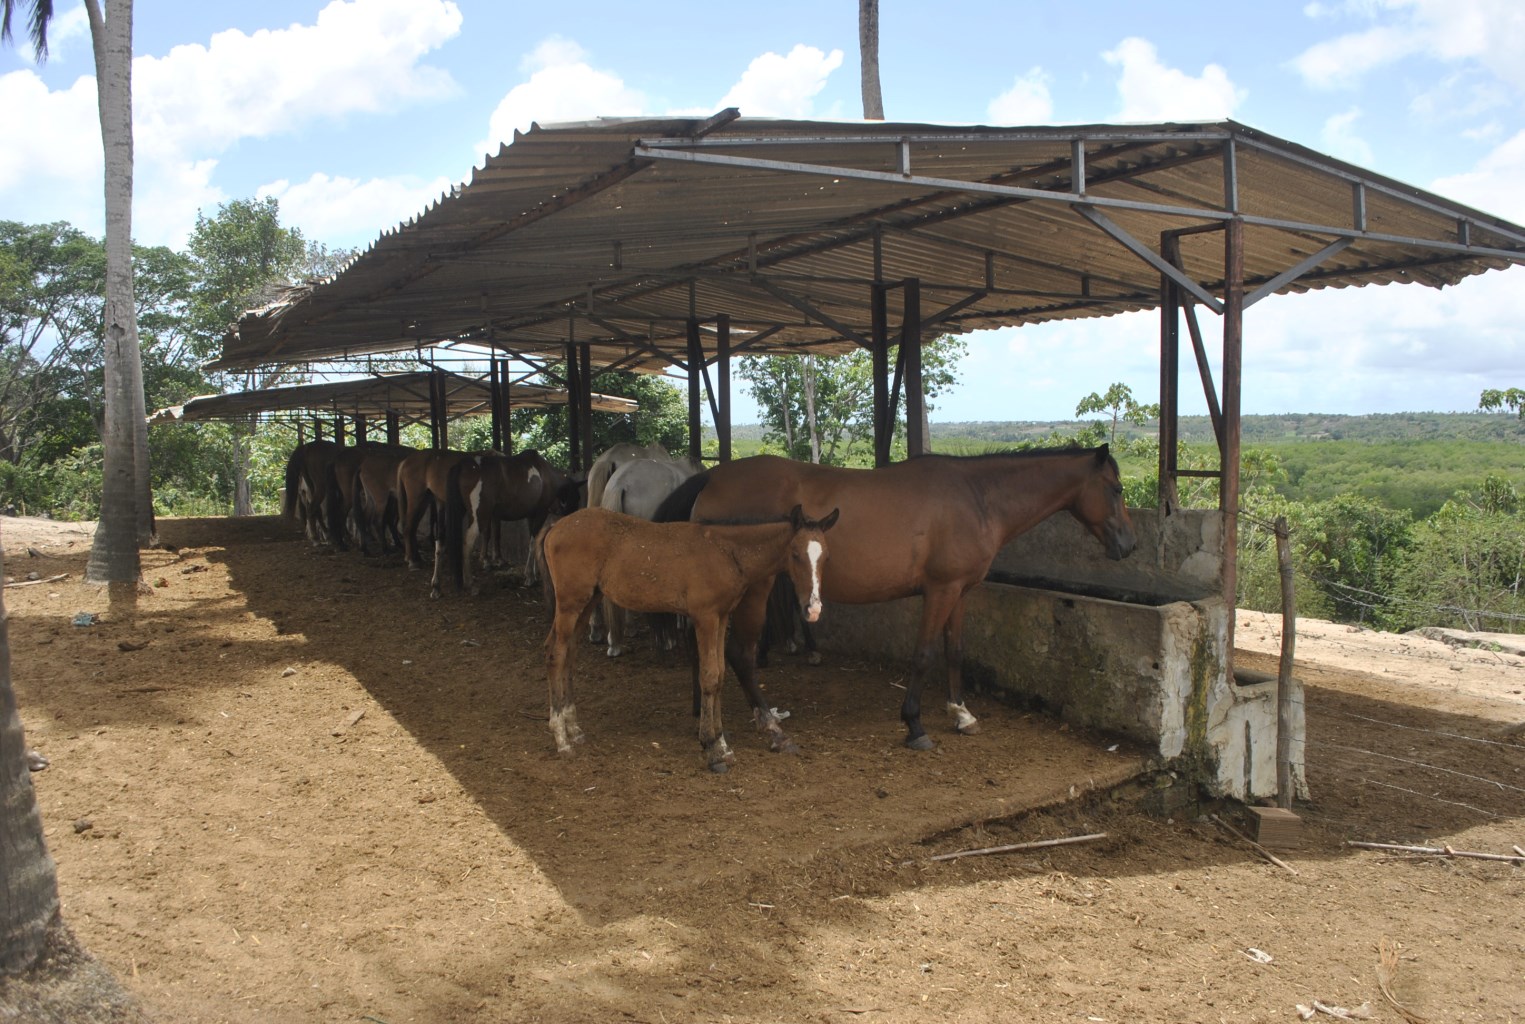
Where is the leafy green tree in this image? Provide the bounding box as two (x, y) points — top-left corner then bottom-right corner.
(1480, 387), (1525, 418)
(1075, 381), (1160, 446)
(1294, 494), (1413, 625)
(1390, 478), (1524, 632)
(511, 364), (689, 467)
(185, 197), (344, 513)
(739, 334), (967, 465)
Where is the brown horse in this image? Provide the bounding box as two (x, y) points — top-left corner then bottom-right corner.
(395, 449), (473, 572)
(442, 450), (581, 597)
(541, 504), (839, 773)
(282, 440), (341, 546)
(655, 446), (1136, 751)
(349, 444), (417, 555)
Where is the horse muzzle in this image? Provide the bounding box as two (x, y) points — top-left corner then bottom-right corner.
(1105, 525), (1137, 561)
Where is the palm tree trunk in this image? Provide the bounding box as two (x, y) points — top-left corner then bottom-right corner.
(0, 532), (60, 973)
(859, 0), (884, 120)
(83, 0), (146, 584)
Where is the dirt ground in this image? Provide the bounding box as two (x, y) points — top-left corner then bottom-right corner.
(3, 513), (1523, 1024)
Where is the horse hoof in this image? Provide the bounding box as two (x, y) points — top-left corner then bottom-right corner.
(905, 734), (936, 751)
(708, 760), (731, 774)
(807, 651), (823, 666)
(957, 721), (982, 736)
(556, 745), (576, 758)
(773, 739), (800, 755)
(605, 646), (623, 658)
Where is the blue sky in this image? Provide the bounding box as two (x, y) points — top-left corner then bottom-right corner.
(3, 0), (1524, 423)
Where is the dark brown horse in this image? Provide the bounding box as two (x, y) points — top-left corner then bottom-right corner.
(282, 440), (341, 546)
(395, 449), (472, 573)
(348, 444), (417, 556)
(655, 446), (1136, 751)
(541, 504), (838, 773)
(442, 451), (581, 597)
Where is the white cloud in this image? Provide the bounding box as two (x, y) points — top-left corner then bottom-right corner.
(258, 172), (457, 249)
(1431, 128), (1525, 221)
(716, 45), (844, 117)
(134, 0), (462, 157)
(1291, 24), (1417, 89)
(988, 68), (1053, 125)
(1320, 108), (1375, 164)
(476, 38), (647, 157)
(0, 0), (464, 247)
(1293, 0), (1525, 90)
(477, 39), (846, 158)
(1102, 38), (1244, 122)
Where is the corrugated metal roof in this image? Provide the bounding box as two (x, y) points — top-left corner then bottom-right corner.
(150, 370), (637, 422)
(211, 116), (1525, 373)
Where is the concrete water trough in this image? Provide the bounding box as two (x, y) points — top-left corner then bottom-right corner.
(816, 507), (1292, 801)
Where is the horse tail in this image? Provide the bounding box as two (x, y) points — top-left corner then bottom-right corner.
(282, 445), (304, 521)
(444, 457), (471, 592)
(652, 468), (710, 523)
(534, 519), (556, 614)
(324, 461), (348, 550)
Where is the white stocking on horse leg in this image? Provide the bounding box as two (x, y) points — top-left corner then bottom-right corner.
(946, 701), (980, 735)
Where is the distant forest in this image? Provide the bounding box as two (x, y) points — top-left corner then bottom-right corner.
(728, 412), (1525, 522)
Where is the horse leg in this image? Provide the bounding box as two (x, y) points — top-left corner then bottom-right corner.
(694, 615), (734, 773)
(547, 593), (594, 755)
(402, 491), (427, 570)
(724, 583), (799, 754)
(588, 594), (606, 645)
(943, 598), (979, 735)
(902, 586), (962, 750)
(461, 485), (482, 596)
(604, 597), (625, 658)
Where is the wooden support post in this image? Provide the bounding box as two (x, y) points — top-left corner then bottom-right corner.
(1221, 218), (1245, 669)
(716, 314), (731, 463)
(489, 359), (504, 453)
(313, 417), (325, 443)
(1275, 515), (1298, 809)
(297, 421), (306, 446)
(430, 367), (448, 451)
(385, 411), (400, 447)
(334, 416), (346, 446)
(354, 414), (368, 445)
(685, 318), (704, 463)
(903, 277), (926, 457)
(871, 282), (890, 468)
(1158, 235), (1182, 514)
(564, 342), (581, 470)
(578, 344), (593, 474)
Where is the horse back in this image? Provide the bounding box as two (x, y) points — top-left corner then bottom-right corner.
(693, 456), (985, 603)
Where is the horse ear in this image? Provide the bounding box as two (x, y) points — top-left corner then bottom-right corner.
(787, 503), (805, 528)
(1095, 443), (1110, 463)
(819, 508), (840, 532)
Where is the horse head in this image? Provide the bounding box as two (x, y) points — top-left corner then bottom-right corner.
(785, 504), (840, 623)
(1071, 444), (1136, 561)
